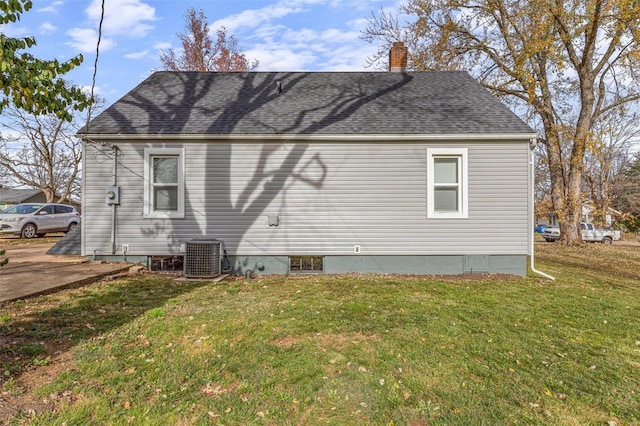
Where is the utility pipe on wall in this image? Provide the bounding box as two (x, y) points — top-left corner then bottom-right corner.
(529, 139), (555, 280)
(111, 145), (118, 255)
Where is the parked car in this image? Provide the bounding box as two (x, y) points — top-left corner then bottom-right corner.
(0, 203), (80, 238)
(542, 222), (621, 244)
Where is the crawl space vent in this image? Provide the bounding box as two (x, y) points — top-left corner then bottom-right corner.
(184, 239), (222, 278)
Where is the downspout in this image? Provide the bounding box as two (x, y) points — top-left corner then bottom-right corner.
(529, 139), (555, 280)
(81, 140), (86, 257)
(111, 145), (118, 255)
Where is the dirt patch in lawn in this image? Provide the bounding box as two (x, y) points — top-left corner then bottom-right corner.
(0, 349), (78, 422)
(0, 235), (64, 247)
(271, 331), (380, 350)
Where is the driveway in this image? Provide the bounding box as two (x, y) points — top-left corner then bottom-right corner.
(0, 241), (130, 303)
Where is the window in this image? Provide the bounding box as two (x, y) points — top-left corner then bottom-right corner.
(144, 148), (185, 218)
(39, 205), (55, 215)
(427, 148), (468, 219)
(55, 205), (73, 214)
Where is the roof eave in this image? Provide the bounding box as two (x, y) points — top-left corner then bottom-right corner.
(79, 133), (537, 142)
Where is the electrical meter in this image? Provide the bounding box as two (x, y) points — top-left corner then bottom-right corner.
(105, 186), (120, 205)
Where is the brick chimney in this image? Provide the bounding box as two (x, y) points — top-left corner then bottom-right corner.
(389, 41), (408, 72)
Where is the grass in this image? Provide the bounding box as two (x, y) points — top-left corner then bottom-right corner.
(1, 243), (639, 425)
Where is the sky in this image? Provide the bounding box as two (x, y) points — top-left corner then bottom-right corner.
(3, 0), (403, 105)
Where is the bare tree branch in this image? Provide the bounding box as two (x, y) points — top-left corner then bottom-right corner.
(0, 104), (93, 202)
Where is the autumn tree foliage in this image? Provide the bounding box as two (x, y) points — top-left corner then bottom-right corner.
(582, 106), (639, 226)
(0, 0), (90, 121)
(614, 151), (640, 231)
(364, 0), (640, 244)
(160, 8), (258, 72)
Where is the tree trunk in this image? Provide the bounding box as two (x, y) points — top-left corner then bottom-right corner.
(543, 117), (588, 244)
(560, 104), (595, 244)
(560, 176), (583, 244)
(42, 186), (55, 203)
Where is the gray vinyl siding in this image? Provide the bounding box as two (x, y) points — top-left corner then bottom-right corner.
(82, 140), (529, 257)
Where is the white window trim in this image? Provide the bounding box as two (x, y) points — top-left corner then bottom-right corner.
(143, 147), (185, 219)
(427, 147), (468, 219)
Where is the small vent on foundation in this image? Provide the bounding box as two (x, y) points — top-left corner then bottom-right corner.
(150, 256), (183, 272)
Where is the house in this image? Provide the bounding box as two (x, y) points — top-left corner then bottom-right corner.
(581, 203), (620, 227)
(79, 43), (537, 276)
(0, 186), (82, 212)
(0, 187), (44, 210)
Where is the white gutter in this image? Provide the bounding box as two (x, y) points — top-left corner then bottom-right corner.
(529, 138), (555, 280)
(80, 132), (538, 142)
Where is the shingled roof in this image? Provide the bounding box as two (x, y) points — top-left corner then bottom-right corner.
(0, 188), (42, 204)
(82, 71), (534, 137)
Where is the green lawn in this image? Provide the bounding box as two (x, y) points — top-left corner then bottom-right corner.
(1, 242), (639, 425)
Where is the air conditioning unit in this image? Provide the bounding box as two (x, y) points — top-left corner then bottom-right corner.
(184, 239), (222, 278)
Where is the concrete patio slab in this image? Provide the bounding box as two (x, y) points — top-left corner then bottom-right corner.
(0, 242), (131, 303)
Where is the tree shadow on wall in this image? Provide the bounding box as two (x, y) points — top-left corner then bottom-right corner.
(100, 71), (413, 259)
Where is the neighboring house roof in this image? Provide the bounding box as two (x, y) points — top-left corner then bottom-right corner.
(81, 71), (535, 137)
(0, 188), (42, 204)
(47, 225), (81, 256)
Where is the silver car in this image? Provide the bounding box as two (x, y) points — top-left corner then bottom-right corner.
(0, 203), (80, 238)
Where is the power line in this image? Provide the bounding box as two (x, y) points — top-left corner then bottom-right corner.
(84, 0), (105, 136)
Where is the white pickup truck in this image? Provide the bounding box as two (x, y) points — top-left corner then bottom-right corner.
(542, 222), (621, 244)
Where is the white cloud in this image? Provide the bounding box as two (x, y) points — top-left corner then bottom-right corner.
(0, 25), (29, 38)
(245, 45), (318, 71)
(39, 22), (57, 35)
(249, 24), (288, 45)
(37, 1), (64, 13)
(153, 42), (172, 51)
(346, 16), (371, 30)
(210, 3), (305, 33)
(249, 35), (376, 72)
(124, 50), (149, 60)
(63, 1), (155, 54)
(282, 28), (319, 43)
(212, 0), (382, 34)
(321, 28), (360, 45)
(203, 0), (392, 73)
(322, 43), (379, 71)
(66, 28), (116, 53)
(79, 84), (101, 96)
(257, 24), (371, 71)
(85, 0), (157, 38)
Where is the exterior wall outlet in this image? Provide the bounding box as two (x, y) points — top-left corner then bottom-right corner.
(354, 245), (361, 254)
(122, 244), (129, 253)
